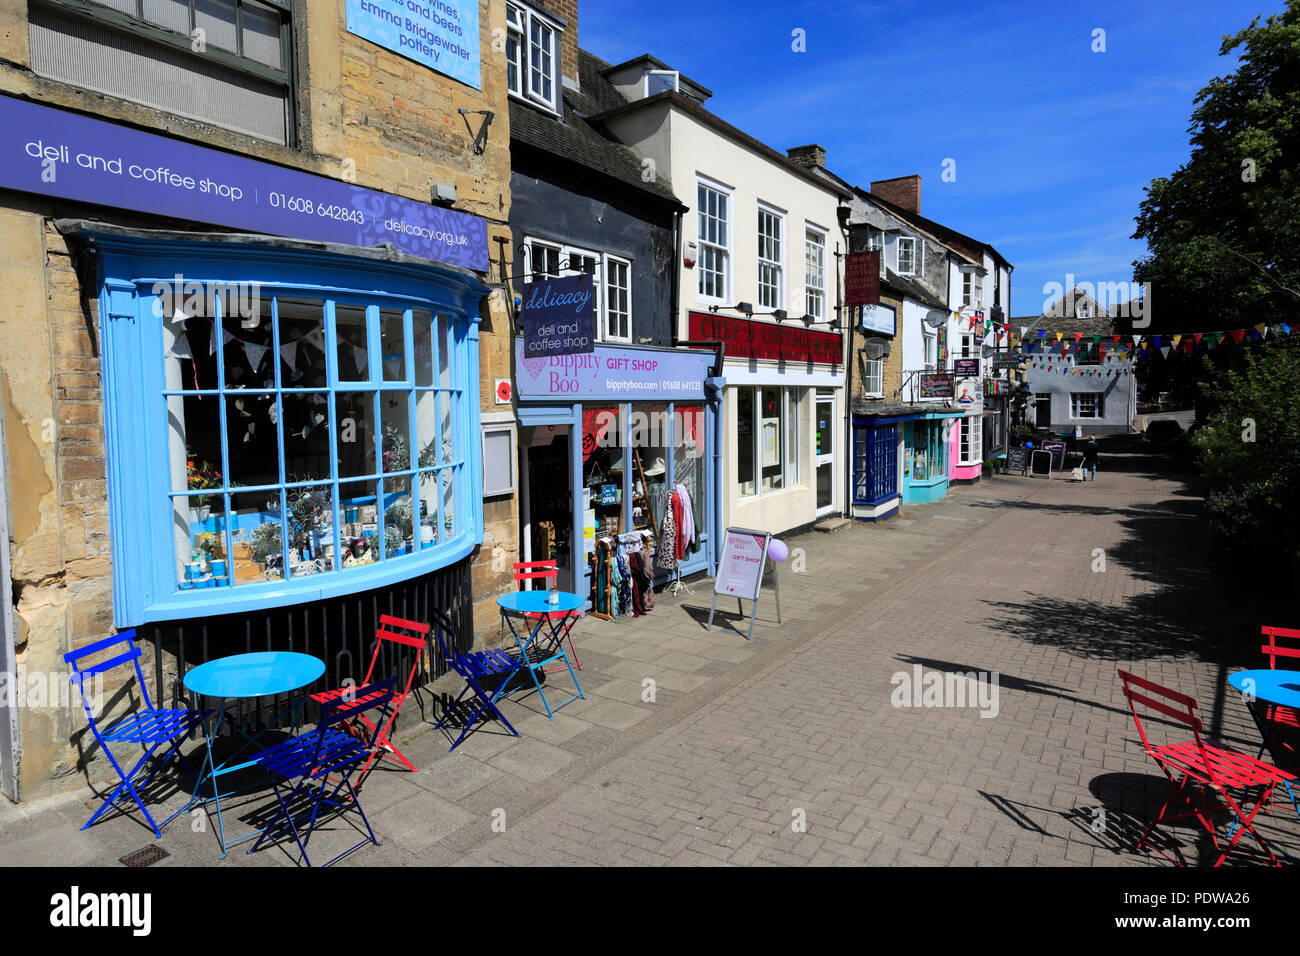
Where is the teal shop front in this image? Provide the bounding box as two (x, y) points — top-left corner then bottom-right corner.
(514, 342), (722, 608)
(901, 411), (962, 504)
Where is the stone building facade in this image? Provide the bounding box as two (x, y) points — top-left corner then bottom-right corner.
(0, 0), (514, 801)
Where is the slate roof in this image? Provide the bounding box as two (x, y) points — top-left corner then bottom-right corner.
(865, 190), (1011, 270)
(882, 269), (947, 312)
(1016, 288), (1120, 336)
(508, 50), (682, 208)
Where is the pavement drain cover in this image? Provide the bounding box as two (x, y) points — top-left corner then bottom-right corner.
(119, 845), (169, 867)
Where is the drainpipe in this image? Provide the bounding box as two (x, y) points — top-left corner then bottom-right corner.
(672, 206), (726, 572)
(837, 207), (853, 520)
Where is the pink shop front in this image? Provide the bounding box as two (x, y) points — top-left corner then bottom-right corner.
(513, 342), (722, 615)
(949, 378), (985, 483)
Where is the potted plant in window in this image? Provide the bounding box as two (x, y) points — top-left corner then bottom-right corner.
(186, 447), (222, 526)
(385, 524), (406, 557)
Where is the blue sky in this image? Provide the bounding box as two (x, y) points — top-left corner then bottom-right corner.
(580, 0), (1277, 317)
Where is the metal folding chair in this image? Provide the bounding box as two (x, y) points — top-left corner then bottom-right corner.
(1118, 668), (1293, 866)
(310, 614), (429, 779)
(510, 561), (583, 672)
(62, 629), (209, 838)
(246, 677), (397, 867)
(431, 606), (524, 751)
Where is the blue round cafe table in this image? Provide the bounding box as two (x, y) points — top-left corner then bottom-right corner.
(184, 651), (325, 699)
(180, 651), (325, 857)
(496, 590), (585, 718)
(1228, 669), (1300, 711)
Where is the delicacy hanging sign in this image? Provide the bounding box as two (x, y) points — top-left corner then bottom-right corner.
(520, 273), (595, 358)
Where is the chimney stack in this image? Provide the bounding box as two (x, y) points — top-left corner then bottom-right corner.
(787, 144), (826, 169)
(870, 175), (921, 214)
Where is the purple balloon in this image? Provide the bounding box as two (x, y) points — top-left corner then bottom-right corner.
(768, 538), (789, 563)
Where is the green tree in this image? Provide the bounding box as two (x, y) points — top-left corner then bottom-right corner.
(1193, 336), (1300, 557)
(1133, 1), (1300, 331)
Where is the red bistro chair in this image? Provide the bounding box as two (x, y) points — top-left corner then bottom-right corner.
(1260, 626), (1300, 739)
(310, 614), (430, 779)
(511, 561), (582, 672)
(1117, 668), (1293, 867)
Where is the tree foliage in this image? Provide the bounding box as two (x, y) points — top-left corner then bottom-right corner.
(1133, 1), (1300, 330)
(1192, 336), (1300, 556)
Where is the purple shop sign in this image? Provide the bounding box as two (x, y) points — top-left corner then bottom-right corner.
(515, 342), (713, 402)
(0, 93), (488, 272)
(521, 273), (595, 358)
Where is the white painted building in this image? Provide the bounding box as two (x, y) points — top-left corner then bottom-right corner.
(592, 55), (853, 541)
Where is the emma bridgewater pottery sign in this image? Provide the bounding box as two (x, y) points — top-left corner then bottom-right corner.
(520, 273), (595, 358)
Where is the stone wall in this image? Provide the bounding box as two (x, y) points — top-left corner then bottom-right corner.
(0, 0), (517, 799)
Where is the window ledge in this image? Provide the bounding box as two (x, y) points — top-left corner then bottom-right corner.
(139, 535), (478, 623)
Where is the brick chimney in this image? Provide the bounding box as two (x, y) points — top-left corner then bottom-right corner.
(550, 0), (579, 88)
(786, 144), (826, 169)
(870, 175), (921, 214)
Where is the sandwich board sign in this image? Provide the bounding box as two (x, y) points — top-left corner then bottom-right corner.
(708, 527), (774, 641)
(1007, 446), (1029, 475)
(1030, 450), (1053, 478)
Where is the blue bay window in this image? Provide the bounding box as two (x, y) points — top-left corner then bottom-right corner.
(853, 421), (898, 505)
(92, 234), (487, 625)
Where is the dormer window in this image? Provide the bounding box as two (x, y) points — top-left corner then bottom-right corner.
(507, 2), (561, 114)
(645, 70), (679, 96)
(1076, 298), (1092, 318)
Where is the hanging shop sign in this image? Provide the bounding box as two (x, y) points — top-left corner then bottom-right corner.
(514, 342), (713, 402)
(345, 0), (481, 90)
(992, 353), (1023, 371)
(860, 302), (896, 337)
(844, 251), (880, 307)
(919, 374), (954, 398)
(0, 93), (489, 272)
(520, 272), (595, 359)
(952, 358), (980, 378)
(688, 311), (842, 365)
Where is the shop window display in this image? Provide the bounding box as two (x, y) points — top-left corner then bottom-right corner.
(162, 291), (465, 593)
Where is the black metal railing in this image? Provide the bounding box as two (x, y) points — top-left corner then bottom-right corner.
(144, 557), (474, 735)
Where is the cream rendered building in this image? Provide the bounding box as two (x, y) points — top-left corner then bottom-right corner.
(593, 56), (852, 545)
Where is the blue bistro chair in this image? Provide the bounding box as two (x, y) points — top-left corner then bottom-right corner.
(430, 606), (525, 751)
(246, 677), (397, 867)
(63, 629), (209, 838)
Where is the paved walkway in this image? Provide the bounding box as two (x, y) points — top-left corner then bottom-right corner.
(3, 444), (1295, 867)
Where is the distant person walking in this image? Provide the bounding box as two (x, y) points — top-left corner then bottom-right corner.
(1082, 438), (1099, 480)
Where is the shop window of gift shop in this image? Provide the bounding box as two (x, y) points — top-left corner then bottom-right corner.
(96, 244), (484, 625)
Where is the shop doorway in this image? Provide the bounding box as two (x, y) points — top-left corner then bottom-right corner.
(815, 393), (835, 515)
(521, 427), (575, 594)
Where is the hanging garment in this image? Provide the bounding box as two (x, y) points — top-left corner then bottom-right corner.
(608, 554), (622, 620)
(656, 502), (677, 570)
(629, 551), (654, 613)
(671, 491), (686, 562)
(594, 540), (612, 616)
(675, 483), (696, 554)
(615, 548), (632, 615)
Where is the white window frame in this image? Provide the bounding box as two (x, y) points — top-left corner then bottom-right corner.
(757, 203), (785, 311)
(959, 415), (982, 465)
(923, 331), (937, 372)
(862, 355), (883, 398)
(1077, 298), (1093, 318)
(644, 69), (679, 96)
(506, 1), (561, 114)
(805, 224), (827, 320)
(1070, 392), (1104, 419)
(696, 176), (732, 304)
(738, 385), (801, 499)
(602, 253), (632, 344)
(897, 236), (917, 276)
(525, 237), (630, 343)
